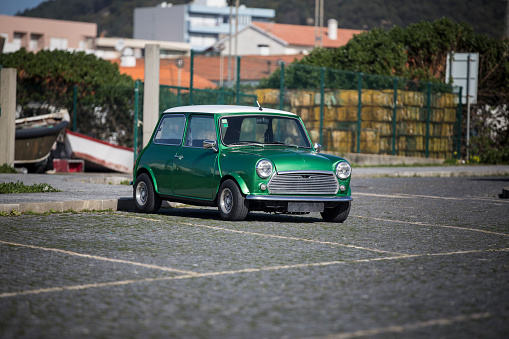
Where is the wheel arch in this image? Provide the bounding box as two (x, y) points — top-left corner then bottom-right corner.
(215, 173), (249, 202)
(135, 166), (159, 193)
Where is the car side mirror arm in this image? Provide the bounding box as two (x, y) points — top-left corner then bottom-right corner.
(203, 140), (218, 153)
(314, 143), (322, 153)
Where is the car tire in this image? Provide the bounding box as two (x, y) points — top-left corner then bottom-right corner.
(321, 201), (351, 223)
(133, 173), (162, 214)
(217, 179), (249, 221)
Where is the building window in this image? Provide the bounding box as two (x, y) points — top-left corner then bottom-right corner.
(29, 34), (42, 51)
(13, 32), (26, 49)
(50, 37), (68, 50)
(257, 44), (269, 56)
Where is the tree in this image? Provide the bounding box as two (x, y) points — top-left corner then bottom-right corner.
(260, 18), (509, 163)
(0, 49), (135, 147)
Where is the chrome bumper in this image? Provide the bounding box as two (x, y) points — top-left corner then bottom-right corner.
(246, 195), (352, 202)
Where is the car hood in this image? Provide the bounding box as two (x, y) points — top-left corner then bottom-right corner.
(222, 147), (337, 172)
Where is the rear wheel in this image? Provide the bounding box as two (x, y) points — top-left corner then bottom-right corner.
(133, 173), (161, 213)
(321, 201), (351, 223)
(218, 179), (248, 221)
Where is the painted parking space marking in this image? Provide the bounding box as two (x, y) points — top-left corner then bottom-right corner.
(177, 221), (407, 256)
(353, 215), (509, 237)
(0, 239), (197, 275)
(1, 247), (507, 299)
(121, 214), (407, 256)
(319, 312), (492, 339)
(354, 192), (509, 204)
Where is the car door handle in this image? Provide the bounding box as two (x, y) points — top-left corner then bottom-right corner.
(174, 155), (184, 160)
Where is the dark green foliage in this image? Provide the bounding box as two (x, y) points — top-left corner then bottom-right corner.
(0, 181), (61, 194)
(0, 164), (17, 174)
(0, 49), (135, 146)
(260, 18), (509, 163)
(17, 0), (506, 39)
(243, 0), (505, 39)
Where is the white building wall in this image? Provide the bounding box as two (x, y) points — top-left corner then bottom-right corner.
(218, 27), (291, 56)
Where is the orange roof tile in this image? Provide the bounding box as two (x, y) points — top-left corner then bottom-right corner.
(113, 59), (217, 89)
(252, 22), (364, 49)
(180, 54), (305, 82)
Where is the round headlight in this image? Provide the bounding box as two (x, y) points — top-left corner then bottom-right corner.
(336, 161), (351, 179)
(256, 159), (273, 178)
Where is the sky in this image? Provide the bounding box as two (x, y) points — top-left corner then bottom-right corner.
(0, 0), (47, 15)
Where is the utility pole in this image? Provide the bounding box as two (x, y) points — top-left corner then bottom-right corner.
(314, 0), (324, 47)
(504, 0), (509, 39)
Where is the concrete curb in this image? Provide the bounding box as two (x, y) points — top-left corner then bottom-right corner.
(1, 167), (508, 215)
(0, 198), (135, 214)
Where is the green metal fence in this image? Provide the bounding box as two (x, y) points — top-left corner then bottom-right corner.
(185, 53), (462, 159)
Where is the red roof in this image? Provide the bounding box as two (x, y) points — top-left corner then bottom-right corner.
(113, 59), (217, 89)
(181, 54), (305, 82)
(252, 22), (364, 48)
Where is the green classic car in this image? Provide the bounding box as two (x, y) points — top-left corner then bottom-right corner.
(133, 105), (352, 222)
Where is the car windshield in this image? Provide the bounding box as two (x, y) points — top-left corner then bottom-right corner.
(220, 115), (311, 148)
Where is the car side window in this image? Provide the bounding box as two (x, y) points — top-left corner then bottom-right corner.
(153, 114), (185, 145)
(184, 115), (216, 148)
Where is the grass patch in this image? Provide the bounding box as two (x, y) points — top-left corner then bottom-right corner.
(0, 208), (114, 217)
(0, 181), (61, 194)
(0, 164), (17, 173)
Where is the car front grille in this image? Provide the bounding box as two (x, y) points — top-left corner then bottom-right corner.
(268, 171), (339, 195)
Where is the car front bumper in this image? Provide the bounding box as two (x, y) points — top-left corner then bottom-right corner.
(246, 195), (352, 202)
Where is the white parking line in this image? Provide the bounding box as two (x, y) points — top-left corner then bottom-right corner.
(178, 221), (407, 256)
(354, 192), (509, 204)
(353, 215), (509, 237)
(0, 240), (197, 275)
(1, 247), (507, 299)
(317, 312), (492, 339)
(122, 214), (407, 256)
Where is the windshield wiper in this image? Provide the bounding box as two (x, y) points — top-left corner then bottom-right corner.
(267, 141), (300, 148)
(228, 141), (265, 147)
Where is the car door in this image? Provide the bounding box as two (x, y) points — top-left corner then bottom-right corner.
(150, 114), (186, 195)
(172, 114), (219, 200)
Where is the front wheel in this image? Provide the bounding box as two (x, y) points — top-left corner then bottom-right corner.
(217, 179), (249, 221)
(133, 173), (162, 214)
(321, 201), (351, 223)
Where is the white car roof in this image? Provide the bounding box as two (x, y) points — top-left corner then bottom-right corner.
(162, 105), (296, 116)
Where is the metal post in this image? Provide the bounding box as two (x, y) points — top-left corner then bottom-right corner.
(227, 3), (232, 84)
(357, 73), (363, 153)
(392, 78), (398, 155)
(72, 84), (77, 131)
(133, 80), (139, 165)
(319, 67), (325, 145)
(426, 82), (431, 158)
(190, 50), (194, 105)
(279, 62), (285, 110)
(456, 86), (463, 159)
(236, 55), (241, 105)
(466, 54), (471, 161)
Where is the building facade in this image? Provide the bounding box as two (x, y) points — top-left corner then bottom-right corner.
(0, 15), (97, 53)
(215, 20), (364, 56)
(134, 0), (275, 51)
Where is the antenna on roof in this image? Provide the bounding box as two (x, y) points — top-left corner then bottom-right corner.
(256, 101), (263, 111)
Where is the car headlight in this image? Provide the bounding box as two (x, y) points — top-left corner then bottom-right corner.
(336, 161), (351, 179)
(256, 159), (273, 179)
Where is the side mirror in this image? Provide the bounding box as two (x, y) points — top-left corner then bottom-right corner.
(203, 140), (218, 153)
(314, 143), (322, 152)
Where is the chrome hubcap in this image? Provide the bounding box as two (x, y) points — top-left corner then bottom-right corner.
(220, 188), (233, 214)
(136, 181), (148, 206)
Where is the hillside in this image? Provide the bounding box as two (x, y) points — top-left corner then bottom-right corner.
(18, 0), (507, 39)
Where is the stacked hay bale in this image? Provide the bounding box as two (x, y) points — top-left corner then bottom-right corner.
(252, 88), (458, 159)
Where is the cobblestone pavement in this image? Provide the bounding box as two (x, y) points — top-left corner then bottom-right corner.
(1, 176), (508, 338)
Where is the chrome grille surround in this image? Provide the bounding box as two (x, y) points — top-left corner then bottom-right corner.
(267, 171), (339, 195)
